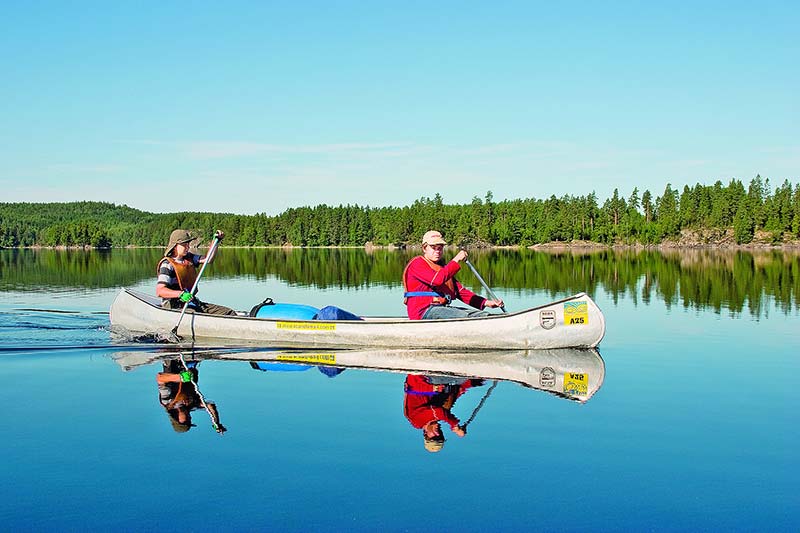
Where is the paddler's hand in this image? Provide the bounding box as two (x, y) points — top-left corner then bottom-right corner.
(214, 230), (225, 241)
(485, 299), (504, 309)
(179, 371), (193, 383)
(453, 250), (468, 263)
(452, 425), (466, 437)
(179, 290), (194, 303)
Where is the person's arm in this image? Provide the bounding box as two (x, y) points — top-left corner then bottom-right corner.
(155, 259), (187, 300)
(408, 256), (462, 287)
(156, 284), (189, 300)
(199, 230), (224, 265)
(205, 402), (226, 433)
(449, 250), (504, 309)
(453, 280), (488, 309)
(430, 406), (461, 429)
(434, 398), (467, 437)
(453, 277), (504, 310)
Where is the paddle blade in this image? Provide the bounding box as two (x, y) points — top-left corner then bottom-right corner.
(169, 327), (183, 342)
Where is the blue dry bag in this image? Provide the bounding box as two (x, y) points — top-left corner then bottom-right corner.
(314, 305), (363, 321)
(250, 298), (320, 320)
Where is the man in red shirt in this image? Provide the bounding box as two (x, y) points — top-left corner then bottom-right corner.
(402, 230), (504, 320)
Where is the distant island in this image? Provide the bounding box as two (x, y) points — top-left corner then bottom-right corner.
(1, 176), (798, 249)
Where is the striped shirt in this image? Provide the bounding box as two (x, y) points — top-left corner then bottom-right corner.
(157, 254), (201, 297)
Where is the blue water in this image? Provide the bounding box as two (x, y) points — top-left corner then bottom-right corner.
(0, 276), (797, 531)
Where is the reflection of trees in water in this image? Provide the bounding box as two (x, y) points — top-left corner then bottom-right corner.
(1, 248), (798, 317)
(0, 248), (157, 290)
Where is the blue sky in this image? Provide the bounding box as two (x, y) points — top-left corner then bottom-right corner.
(1, 1), (797, 215)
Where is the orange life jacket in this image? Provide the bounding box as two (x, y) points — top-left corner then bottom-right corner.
(162, 381), (199, 410)
(158, 257), (199, 291)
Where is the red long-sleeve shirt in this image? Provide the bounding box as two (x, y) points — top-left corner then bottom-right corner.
(403, 374), (476, 430)
(403, 255), (487, 320)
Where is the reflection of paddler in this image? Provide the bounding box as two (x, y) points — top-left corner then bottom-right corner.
(403, 374), (483, 452)
(157, 359), (226, 433)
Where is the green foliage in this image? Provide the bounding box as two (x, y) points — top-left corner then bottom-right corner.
(733, 199), (755, 244)
(0, 177), (797, 248)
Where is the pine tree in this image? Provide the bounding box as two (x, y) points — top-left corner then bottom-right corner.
(656, 184), (680, 237)
(733, 198), (755, 244)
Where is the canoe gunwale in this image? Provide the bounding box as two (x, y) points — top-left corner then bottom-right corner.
(118, 288), (591, 325)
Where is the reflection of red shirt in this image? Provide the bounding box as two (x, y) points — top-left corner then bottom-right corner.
(403, 256), (486, 320)
(403, 375), (476, 429)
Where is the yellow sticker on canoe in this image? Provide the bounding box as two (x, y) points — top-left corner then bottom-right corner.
(563, 372), (588, 395)
(564, 301), (588, 325)
(277, 353), (337, 364)
(276, 321), (336, 331)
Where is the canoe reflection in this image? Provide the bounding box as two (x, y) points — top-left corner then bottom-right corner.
(113, 347), (605, 439)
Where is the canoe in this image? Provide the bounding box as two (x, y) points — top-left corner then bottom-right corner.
(112, 346), (606, 403)
(109, 288), (606, 350)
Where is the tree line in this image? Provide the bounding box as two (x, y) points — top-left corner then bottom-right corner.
(1, 175), (798, 248)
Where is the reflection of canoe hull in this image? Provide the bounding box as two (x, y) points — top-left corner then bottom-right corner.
(112, 347), (606, 402)
(109, 289), (606, 350)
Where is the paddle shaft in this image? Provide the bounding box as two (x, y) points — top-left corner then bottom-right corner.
(463, 258), (506, 313)
(171, 236), (221, 337)
(462, 380), (498, 430)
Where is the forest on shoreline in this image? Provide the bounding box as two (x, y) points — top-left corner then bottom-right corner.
(2, 175), (799, 249)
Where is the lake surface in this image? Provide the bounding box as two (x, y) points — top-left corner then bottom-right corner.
(0, 248), (797, 531)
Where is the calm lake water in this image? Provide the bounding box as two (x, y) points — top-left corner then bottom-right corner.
(0, 248), (797, 531)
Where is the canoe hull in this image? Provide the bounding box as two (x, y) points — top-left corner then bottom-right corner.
(109, 289), (606, 350)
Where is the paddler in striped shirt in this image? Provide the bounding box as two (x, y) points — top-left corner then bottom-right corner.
(156, 229), (237, 316)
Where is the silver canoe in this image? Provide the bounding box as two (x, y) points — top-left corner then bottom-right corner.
(112, 346), (606, 403)
(109, 288), (606, 350)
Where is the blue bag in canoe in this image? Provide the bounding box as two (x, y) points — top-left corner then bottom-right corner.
(314, 306), (363, 321)
(250, 298), (320, 320)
